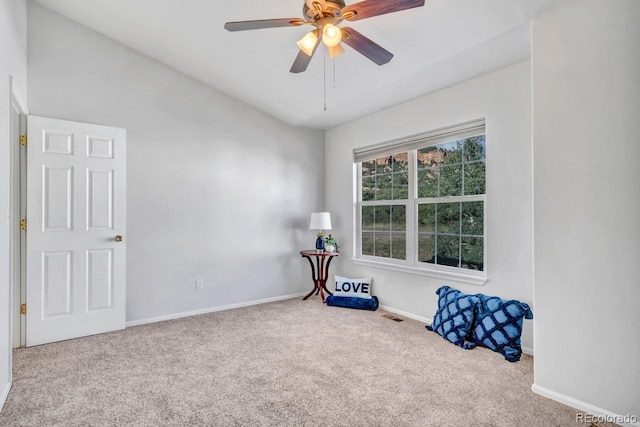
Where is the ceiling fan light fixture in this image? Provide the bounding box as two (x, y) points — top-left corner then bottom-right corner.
(297, 31), (318, 56)
(225, 0), (427, 73)
(322, 23), (342, 47)
(328, 43), (345, 58)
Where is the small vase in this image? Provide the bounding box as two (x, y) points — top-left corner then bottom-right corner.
(325, 244), (336, 253)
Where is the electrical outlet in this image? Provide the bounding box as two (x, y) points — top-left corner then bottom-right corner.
(195, 279), (204, 290)
(378, 276), (386, 287)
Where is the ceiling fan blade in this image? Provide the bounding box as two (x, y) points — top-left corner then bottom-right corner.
(224, 18), (305, 32)
(341, 0), (425, 21)
(290, 50), (314, 74)
(290, 31), (322, 73)
(341, 27), (393, 65)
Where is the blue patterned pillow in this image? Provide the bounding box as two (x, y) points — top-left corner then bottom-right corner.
(470, 294), (533, 362)
(426, 286), (479, 348)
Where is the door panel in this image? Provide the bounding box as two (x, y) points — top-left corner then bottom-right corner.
(43, 165), (73, 231)
(42, 251), (72, 318)
(86, 248), (113, 311)
(87, 169), (114, 230)
(26, 116), (126, 347)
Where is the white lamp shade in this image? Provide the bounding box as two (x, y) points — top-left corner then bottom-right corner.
(322, 23), (342, 47)
(297, 31), (318, 56)
(309, 212), (332, 230)
(328, 44), (344, 59)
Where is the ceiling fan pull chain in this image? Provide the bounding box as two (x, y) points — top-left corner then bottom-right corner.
(323, 46), (327, 111)
(333, 56), (337, 88)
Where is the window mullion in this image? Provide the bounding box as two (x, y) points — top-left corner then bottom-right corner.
(458, 202), (463, 268)
(406, 150), (417, 266)
(388, 205), (392, 259)
(356, 163), (362, 257)
(434, 203), (438, 264)
(461, 140), (465, 196)
(372, 203), (376, 256)
(416, 194), (485, 204)
(483, 194), (487, 274)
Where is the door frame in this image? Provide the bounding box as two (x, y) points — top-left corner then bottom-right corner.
(10, 76), (28, 350)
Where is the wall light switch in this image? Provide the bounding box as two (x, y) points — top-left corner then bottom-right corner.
(196, 279), (204, 290)
(379, 276), (386, 287)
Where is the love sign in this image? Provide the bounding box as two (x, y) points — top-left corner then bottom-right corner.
(336, 281), (369, 294)
(333, 275), (373, 299)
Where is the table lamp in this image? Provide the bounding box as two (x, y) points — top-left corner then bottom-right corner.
(309, 212), (331, 252)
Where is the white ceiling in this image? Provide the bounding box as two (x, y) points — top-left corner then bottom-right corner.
(31, 0), (565, 129)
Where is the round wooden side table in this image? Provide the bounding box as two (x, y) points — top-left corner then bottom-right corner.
(299, 250), (339, 302)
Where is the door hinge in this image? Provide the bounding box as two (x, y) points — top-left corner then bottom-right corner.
(20, 304), (26, 315)
(20, 218), (27, 231)
(20, 135), (27, 146)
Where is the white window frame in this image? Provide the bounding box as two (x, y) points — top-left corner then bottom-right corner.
(353, 119), (488, 286)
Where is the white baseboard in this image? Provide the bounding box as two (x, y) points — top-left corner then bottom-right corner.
(1, 381), (11, 413)
(532, 384), (640, 427)
(379, 304), (432, 324)
(126, 292), (308, 328)
(521, 346), (533, 356)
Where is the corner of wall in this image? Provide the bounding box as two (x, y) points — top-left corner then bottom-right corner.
(1, 0), (29, 414)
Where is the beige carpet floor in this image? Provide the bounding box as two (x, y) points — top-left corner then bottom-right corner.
(0, 298), (602, 426)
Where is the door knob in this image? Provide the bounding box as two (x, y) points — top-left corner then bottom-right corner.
(115, 235), (123, 242)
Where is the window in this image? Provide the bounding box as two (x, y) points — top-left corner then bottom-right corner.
(355, 120), (486, 281)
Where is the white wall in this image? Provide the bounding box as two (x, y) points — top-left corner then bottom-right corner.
(325, 61), (534, 349)
(0, 0), (27, 410)
(532, 0), (640, 421)
(27, 3), (325, 324)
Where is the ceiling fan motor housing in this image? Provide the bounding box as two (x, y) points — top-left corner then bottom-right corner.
(303, 0), (347, 22)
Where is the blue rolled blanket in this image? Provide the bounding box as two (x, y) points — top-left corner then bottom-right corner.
(326, 295), (379, 311)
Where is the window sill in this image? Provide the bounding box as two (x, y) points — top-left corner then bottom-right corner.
(351, 258), (488, 286)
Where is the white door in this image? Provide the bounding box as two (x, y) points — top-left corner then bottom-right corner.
(26, 116), (126, 347)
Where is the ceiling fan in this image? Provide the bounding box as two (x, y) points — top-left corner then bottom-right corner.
(224, 0), (426, 73)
